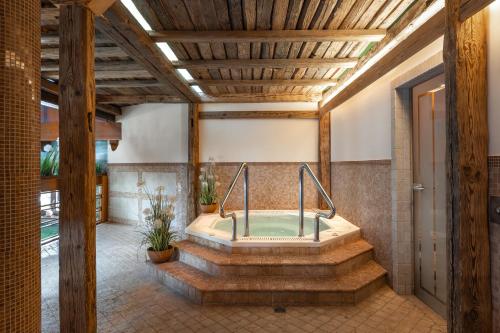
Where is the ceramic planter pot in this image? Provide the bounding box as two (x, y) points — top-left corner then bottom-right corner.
(147, 245), (174, 264)
(200, 203), (217, 214)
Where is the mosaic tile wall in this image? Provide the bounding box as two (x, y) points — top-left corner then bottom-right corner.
(331, 160), (393, 283)
(107, 164), (188, 239)
(209, 162), (320, 211)
(0, 0), (41, 331)
(489, 156), (500, 331)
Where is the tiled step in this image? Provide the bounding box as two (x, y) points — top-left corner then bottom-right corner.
(177, 239), (374, 277)
(154, 260), (387, 305)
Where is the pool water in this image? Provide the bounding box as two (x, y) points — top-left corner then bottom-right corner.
(213, 214), (330, 237)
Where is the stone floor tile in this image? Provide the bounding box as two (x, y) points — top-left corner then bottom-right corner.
(42, 223), (446, 333)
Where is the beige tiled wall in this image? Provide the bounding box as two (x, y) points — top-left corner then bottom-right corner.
(0, 0), (41, 331)
(209, 162), (319, 210)
(107, 164), (188, 238)
(489, 156), (500, 331)
(331, 160), (393, 283)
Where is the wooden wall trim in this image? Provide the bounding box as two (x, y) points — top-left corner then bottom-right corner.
(199, 111), (319, 120)
(445, 2), (491, 331)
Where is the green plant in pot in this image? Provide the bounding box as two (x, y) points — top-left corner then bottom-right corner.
(199, 158), (220, 214)
(139, 182), (177, 264)
(41, 143), (59, 176)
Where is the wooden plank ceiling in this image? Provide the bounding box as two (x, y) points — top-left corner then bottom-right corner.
(41, 0), (419, 113)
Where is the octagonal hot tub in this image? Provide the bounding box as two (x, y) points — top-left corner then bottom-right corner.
(185, 210), (360, 253)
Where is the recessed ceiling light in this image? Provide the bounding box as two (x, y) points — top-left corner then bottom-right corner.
(177, 68), (194, 81)
(156, 42), (178, 61)
(191, 85), (204, 95)
(121, 0), (152, 31)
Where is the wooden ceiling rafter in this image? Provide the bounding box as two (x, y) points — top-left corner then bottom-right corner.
(149, 29), (387, 43)
(40, 0), (425, 104)
(319, 0), (446, 114)
(193, 79), (338, 87)
(94, 2), (198, 102)
(171, 58), (359, 70)
(97, 94), (184, 104)
(41, 78), (121, 118)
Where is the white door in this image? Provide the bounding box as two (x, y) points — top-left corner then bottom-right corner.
(412, 74), (447, 317)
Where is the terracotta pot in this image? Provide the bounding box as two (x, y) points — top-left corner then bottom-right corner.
(147, 246), (174, 264)
(200, 203), (217, 214)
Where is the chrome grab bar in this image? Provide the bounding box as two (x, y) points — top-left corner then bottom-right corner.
(299, 163), (336, 242)
(219, 162), (249, 241)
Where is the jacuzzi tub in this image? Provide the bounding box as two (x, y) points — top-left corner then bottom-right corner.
(185, 210), (360, 252)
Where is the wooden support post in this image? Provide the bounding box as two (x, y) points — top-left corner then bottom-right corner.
(318, 112), (331, 209)
(188, 103), (200, 222)
(445, 2), (491, 331)
(58, 4), (97, 333)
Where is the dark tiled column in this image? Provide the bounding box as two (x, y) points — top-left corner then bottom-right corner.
(0, 0), (41, 332)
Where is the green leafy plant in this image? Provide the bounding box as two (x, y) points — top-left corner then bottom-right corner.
(199, 158), (220, 205)
(96, 161), (107, 175)
(41, 143), (59, 176)
(138, 182), (177, 251)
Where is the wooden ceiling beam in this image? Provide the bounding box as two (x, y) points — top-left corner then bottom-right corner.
(44, 70), (153, 80)
(42, 60), (144, 72)
(195, 79), (337, 87)
(202, 93), (322, 103)
(199, 110), (319, 120)
(95, 79), (162, 88)
(95, 2), (199, 102)
(97, 95), (185, 104)
(52, 0), (117, 15)
(319, 0), (494, 114)
(41, 78), (122, 117)
(150, 29), (387, 43)
(172, 58), (358, 70)
(319, 1), (445, 114)
(42, 46), (128, 59)
(460, 0), (494, 21)
(41, 32), (113, 46)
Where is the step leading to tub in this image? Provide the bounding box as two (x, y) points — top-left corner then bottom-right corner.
(176, 239), (374, 277)
(154, 260), (387, 305)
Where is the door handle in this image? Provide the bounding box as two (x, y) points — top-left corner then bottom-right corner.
(413, 183), (425, 191)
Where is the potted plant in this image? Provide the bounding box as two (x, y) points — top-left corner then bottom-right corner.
(139, 183), (177, 263)
(199, 158), (220, 214)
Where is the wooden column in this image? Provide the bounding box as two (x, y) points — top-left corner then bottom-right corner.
(188, 103), (200, 222)
(58, 4), (97, 333)
(318, 112), (331, 209)
(445, 2), (492, 331)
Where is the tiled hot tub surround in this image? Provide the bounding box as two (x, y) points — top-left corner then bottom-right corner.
(489, 155), (500, 330)
(107, 163), (188, 238)
(331, 160), (393, 284)
(206, 162), (320, 210)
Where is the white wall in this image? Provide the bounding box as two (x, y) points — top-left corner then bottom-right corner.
(489, 1), (500, 156)
(200, 103), (318, 162)
(330, 37), (444, 162)
(330, 1), (500, 161)
(108, 103), (189, 163)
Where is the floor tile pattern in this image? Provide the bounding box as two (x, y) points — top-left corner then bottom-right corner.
(42, 223), (446, 333)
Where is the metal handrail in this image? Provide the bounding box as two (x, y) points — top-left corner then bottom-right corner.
(219, 162), (249, 241)
(299, 163), (336, 242)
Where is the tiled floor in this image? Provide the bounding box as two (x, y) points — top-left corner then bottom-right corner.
(42, 223), (447, 333)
